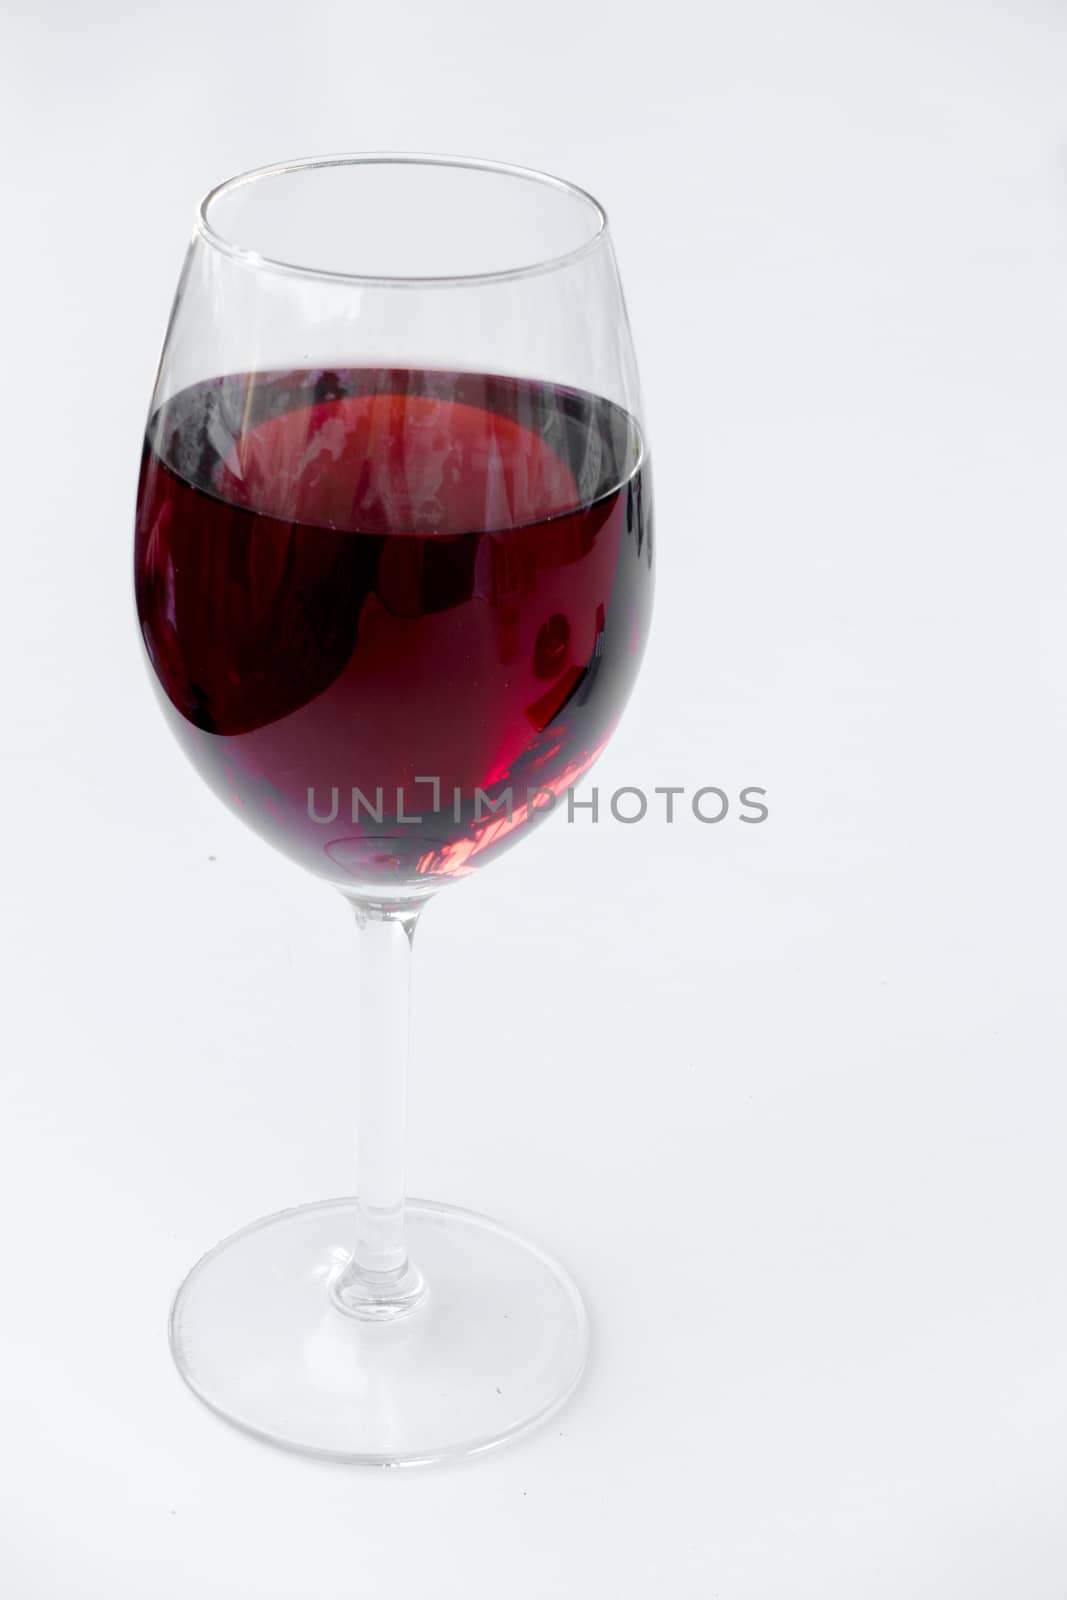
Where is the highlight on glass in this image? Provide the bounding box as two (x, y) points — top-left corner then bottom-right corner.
(135, 153), (654, 1463)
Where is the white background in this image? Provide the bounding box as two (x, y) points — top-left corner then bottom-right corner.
(2, 0), (1067, 1593)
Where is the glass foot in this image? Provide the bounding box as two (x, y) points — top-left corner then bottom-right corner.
(169, 1198), (589, 1465)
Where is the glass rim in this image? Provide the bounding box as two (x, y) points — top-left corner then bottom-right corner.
(196, 152), (610, 288)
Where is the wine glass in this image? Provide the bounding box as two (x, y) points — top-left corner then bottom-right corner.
(135, 153), (654, 1464)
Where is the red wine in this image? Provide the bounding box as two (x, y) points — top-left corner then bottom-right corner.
(135, 368), (653, 890)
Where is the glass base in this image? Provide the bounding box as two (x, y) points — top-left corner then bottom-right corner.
(169, 1198), (589, 1465)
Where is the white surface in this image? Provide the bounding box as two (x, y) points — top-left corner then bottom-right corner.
(3, 0), (1067, 1593)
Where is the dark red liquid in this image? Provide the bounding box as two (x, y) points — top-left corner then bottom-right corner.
(135, 368), (653, 890)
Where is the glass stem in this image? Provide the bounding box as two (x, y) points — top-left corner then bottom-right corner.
(332, 898), (427, 1320)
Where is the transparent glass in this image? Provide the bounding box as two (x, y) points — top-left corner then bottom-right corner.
(135, 154), (654, 1464)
